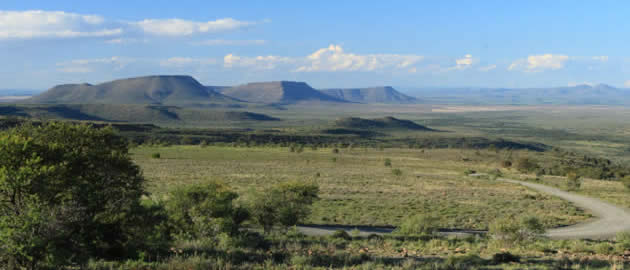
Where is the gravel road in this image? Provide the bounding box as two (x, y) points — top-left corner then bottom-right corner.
(298, 177), (630, 239)
(500, 178), (630, 239)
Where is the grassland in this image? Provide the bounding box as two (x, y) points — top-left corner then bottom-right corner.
(132, 145), (589, 230)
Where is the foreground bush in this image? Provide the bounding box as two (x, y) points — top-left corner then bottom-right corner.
(489, 216), (544, 246)
(166, 182), (249, 239)
(0, 123), (166, 269)
(249, 181), (319, 233)
(396, 214), (439, 236)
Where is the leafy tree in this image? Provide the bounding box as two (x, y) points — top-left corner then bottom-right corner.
(0, 123), (161, 269)
(250, 181), (319, 234)
(166, 182), (249, 239)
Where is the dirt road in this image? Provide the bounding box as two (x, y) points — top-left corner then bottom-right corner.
(500, 178), (630, 239)
(298, 177), (630, 239)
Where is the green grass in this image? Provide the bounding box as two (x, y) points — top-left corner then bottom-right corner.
(132, 145), (589, 230)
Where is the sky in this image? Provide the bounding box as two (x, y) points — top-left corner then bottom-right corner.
(2, 0), (630, 90)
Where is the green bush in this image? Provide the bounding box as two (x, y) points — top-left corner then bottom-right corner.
(151, 152), (161, 159)
(392, 168), (403, 176)
(515, 157), (538, 172)
(491, 252), (520, 264)
(249, 181), (319, 234)
(166, 182), (249, 239)
(0, 123), (155, 269)
(384, 158), (392, 167)
(566, 172), (582, 191)
(622, 176), (630, 191)
(489, 216), (545, 246)
(396, 214), (439, 236)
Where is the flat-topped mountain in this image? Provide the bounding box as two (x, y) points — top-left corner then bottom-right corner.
(321, 86), (418, 104)
(27, 75), (237, 105)
(334, 116), (434, 131)
(221, 81), (347, 104)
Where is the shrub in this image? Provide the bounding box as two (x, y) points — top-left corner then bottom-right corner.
(392, 168), (403, 176)
(489, 216), (544, 246)
(622, 176), (630, 191)
(152, 152), (161, 159)
(0, 123), (154, 268)
(249, 181), (319, 234)
(332, 148), (340, 154)
(491, 252), (520, 264)
(396, 214), (439, 236)
(566, 172), (582, 191)
(500, 160), (512, 168)
(166, 182), (249, 239)
(515, 157), (538, 172)
(384, 158), (392, 167)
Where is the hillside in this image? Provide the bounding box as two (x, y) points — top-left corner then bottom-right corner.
(333, 116), (434, 131)
(221, 81), (347, 104)
(26, 75), (238, 106)
(0, 104), (279, 123)
(409, 84), (630, 105)
(320, 86), (418, 104)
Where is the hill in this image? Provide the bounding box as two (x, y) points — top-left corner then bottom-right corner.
(320, 86), (418, 104)
(408, 84), (630, 105)
(26, 75), (238, 106)
(221, 81), (347, 104)
(0, 104), (279, 123)
(333, 116), (434, 131)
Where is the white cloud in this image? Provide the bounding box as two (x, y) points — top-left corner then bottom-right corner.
(478, 64), (497, 72)
(625, 80), (630, 88)
(134, 18), (257, 36)
(192, 39), (266, 46)
(224, 54), (294, 70)
(592, 56), (609, 62)
(56, 56), (134, 73)
(444, 54), (478, 71)
(508, 54), (570, 72)
(295, 44), (424, 72)
(0, 10), (122, 39)
(160, 57), (216, 68)
(0, 10), (262, 40)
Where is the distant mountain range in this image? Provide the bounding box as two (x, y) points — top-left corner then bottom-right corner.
(24, 76), (414, 106)
(321, 86), (417, 104)
(407, 84), (630, 105)
(18, 75), (630, 106)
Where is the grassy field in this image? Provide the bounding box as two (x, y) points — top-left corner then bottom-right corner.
(132, 145), (589, 230)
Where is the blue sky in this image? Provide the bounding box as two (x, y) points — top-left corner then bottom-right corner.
(2, 0), (630, 89)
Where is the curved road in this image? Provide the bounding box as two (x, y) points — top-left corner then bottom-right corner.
(500, 178), (630, 239)
(299, 178), (630, 239)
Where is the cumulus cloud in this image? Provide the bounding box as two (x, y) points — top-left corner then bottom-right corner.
(56, 56), (134, 73)
(295, 44), (424, 72)
(0, 10), (122, 39)
(0, 10), (261, 40)
(192, 39), (266, 46)
(508, 54), (570, 72)
(444, 54), (478, 71)
(224, 54), (294, 70)
(625, 80), (630, 88)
